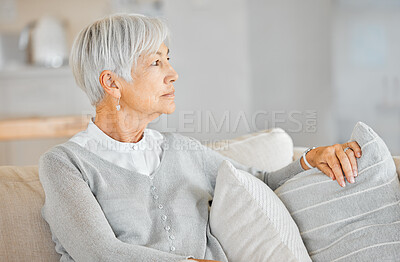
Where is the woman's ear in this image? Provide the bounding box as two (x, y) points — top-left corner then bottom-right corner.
(99, 70), (121, 99)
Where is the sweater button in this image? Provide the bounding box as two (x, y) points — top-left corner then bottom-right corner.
(170, 246), (175, 252)
(161, 215), (167, 221)
(153, 195), (159, 200)
(169, 235), (175, 240)
(158, 204), (163, 209)
(164, 226), (170, 231)
(151, 186), (156, 190)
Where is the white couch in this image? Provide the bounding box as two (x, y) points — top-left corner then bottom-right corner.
(1, 128), (399, 261)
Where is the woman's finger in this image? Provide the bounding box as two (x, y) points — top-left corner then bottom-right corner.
(317, 163), (335, 180)
(326, 153), (346, 187)
(343, 141), (362, 158)
(336, 146), (355, 184)
(345, 148), (358, 177)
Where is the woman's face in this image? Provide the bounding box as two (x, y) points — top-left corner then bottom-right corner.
(119, 43), (178, 117)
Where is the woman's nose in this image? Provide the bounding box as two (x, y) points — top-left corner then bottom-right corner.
(165, 66), (179, 84)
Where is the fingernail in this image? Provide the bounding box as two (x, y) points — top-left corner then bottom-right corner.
(354, 170), (358, 177)
(341, 182), (346, 187)
(349, 177), (355, 183)
(357, 153), (361, 157)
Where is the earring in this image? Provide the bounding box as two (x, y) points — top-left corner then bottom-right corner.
(116, 97), (121, 111)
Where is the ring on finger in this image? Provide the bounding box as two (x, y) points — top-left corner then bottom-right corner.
(344, 147), (351, 153)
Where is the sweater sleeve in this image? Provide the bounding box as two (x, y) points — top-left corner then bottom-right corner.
(39, 150), (190, 262)
(197, 140), (305, 191)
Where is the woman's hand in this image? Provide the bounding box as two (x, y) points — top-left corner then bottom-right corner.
(301, 141), (362, 187)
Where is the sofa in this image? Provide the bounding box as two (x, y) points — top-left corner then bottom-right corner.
(1, 128), (400, 261)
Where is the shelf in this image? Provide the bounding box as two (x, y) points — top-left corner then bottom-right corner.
(0, 115), (90, 141)
(0, 65), (72, 79)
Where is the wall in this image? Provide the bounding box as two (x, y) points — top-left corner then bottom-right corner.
(149, 0), (253, 142)
(248, 0), (335, 147)
(332, 0), (400, 154)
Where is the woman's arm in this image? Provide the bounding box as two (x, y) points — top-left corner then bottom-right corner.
(196, 140), (304, 191)
(198, 138), (362, 190)
(39, 151), (190, 262)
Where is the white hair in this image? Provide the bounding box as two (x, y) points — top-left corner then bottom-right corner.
(69, 14), (169, 106)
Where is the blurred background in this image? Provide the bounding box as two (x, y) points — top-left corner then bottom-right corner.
(0, 0), (399, 165)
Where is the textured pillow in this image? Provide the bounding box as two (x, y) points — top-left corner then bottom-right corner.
(0, 166), (60, 261)
(206, 128), (293, 172)
(275, 122), (400, 261)
(210, 160), (311, 262)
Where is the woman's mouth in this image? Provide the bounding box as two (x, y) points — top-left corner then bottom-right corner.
(162, 91), (175, 98)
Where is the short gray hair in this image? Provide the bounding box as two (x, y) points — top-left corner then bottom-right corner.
(70, 14), (169, 106)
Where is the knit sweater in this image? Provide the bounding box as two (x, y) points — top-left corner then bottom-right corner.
(39, 132), (305, 262)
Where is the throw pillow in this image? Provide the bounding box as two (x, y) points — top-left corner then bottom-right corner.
(206, 128), (293, 172)
(275, 122), (400, 261)
(210, 160), (311, 262)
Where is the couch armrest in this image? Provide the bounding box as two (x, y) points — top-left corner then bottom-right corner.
(293, 146), (307, 161)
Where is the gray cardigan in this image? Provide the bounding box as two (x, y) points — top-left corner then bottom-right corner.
(39, 132), (304, 262)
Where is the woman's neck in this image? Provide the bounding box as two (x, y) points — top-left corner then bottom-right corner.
(94, 104), (154, 144)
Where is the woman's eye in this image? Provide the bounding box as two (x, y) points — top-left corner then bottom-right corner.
(151, 60), (160, 66)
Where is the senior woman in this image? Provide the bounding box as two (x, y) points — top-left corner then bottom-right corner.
(39, 14), (362, 262)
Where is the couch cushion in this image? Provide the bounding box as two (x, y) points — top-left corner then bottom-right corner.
(275, 122), (400, 261)
(210, 160), (311, 262)
(206, 128), (293, 172)
(0, 166), (60, 262)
